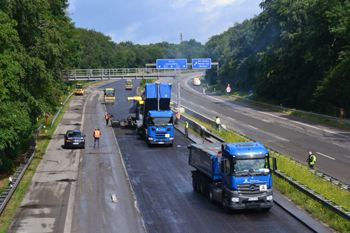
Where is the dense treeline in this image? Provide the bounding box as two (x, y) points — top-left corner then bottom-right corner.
(75, 29), (204, 69)
(204, 0), (350, 115)
(0, 0), (203, 171)
(0, 0), (80, 170)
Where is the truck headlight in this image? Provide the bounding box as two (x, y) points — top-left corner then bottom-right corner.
(267, 195), (273, 201)
(148, 137), (153, 141)
(231, 197), (239, 203)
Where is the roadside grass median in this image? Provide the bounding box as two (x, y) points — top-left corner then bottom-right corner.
(0, 92), (75, 233)
(182, 112), (350, 232)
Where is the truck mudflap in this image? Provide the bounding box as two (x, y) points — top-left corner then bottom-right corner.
(224, 186), (273, 210)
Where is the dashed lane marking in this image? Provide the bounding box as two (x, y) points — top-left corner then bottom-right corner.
(316, 152), (336, 160)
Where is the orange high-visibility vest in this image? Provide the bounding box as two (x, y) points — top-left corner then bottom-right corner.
(94, 130), (100, 138)
(175, 113), (180, 119)
(105, 114), (109, 120)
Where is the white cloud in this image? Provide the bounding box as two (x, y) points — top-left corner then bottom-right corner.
(108, 23), (142, 43)
(169, 0), (193, 9)
(198, 0), (241, 12)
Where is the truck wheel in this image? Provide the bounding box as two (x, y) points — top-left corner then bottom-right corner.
(196, 176), (201, 193)
(222, 195), (231, 213)
(192, 174), (197, 191)
(209, 189), (214, 203)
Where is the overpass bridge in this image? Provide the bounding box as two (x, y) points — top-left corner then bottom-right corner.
(61, 68), (184, 81)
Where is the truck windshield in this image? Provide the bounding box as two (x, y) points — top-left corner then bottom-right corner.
(234, 158), (269, 176)
(149, 117), (173, 127)
(126, 80), (132, 84)
(76, 85), (83, 89)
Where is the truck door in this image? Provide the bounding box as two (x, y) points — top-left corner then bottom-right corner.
(221, 156), (232, 189)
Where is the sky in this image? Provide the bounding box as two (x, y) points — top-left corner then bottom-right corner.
(67, 0), (264, 45)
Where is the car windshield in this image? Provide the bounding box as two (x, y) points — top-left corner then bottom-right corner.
(67, 131), (82, 137)
(149, 117), (173, 127)
(126, 80), (132, 84)
(234, 158), (268, 175)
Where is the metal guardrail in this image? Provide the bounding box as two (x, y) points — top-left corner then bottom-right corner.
(180, 106), (350, 221)
(62, 68), (178, 81)
(0, 125), (43, 215)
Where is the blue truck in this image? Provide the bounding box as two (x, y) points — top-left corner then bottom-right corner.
(188, 142), (273, 212)
(126, 83), (174, 146)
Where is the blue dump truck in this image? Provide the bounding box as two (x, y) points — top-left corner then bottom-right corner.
(126, 83), (174, 146)
(188, 142), (273, 212)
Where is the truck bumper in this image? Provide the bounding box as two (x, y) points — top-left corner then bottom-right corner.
(148, 140), (173, 145)
(227, 188), (273, 210)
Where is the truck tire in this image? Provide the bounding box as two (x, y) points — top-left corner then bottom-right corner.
(209, 188), (214, 203)
(196, 175), (201, 193)
(222, 194), (231, 213)
(192, 173), (197, 191)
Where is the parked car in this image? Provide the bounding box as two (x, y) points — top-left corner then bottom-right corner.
(64, 130), (85, 149)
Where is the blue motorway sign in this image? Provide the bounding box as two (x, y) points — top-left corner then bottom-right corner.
(156, 59), (187, 69)
(192, 58), (211, 69)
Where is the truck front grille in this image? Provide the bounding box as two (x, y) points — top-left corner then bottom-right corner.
(155, 132), (166, 139)
(237, 183), (267, 196)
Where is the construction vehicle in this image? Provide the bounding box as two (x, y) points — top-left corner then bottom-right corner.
(124, 83), (174, 146)
(193, 78), (201, 86)
(104, 88), (115, 104)
(75, 83), (84, 95)
(188, 142), (273, 212)
(125, 79), (133, 90)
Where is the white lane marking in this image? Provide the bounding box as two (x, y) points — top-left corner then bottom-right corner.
(343, 155), (350, 159)
(228, 117), (235, 121)
(64, 92), (91, 233)
(200, 106), (205, 108)
(249, 125), (258, 130)
(183, 76), (350, 140)
(211, 110), (216, 113)
(316, 152), (336, 160)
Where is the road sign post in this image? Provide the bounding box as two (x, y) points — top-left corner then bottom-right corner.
(249, 90), (253, 99)
(226, 84), (231, 93)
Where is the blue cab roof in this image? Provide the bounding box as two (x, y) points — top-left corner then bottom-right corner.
(224, 142), (268, 159)
(149, 110), (173, 117)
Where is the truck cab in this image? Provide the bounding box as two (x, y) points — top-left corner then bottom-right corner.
(125, 79), (133, 90)
(104, 88), (115, 104)
(189, 142), (273, 212)
(75, 83), (84, 95)
(218, 142), (273, 211)
(145, 110), (174, 146)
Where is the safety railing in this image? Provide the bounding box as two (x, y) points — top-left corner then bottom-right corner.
(0, 125), (42, 215)
(179, 106), (350, 221)
(61, 68), (179, 81)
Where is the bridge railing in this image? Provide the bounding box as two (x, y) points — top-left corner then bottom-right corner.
(62, 68), (181, 81)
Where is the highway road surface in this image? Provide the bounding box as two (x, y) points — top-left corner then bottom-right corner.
(6, 79), (329, 233)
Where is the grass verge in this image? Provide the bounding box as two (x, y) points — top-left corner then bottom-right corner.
(0, 94), (75, 233)
(182, 112), (350, 232)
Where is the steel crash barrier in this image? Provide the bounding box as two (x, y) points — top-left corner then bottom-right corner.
(0, 125), (42, 215)
(176, 106), (350, 221)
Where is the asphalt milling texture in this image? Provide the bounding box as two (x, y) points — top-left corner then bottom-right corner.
(107, 79), (317, 233)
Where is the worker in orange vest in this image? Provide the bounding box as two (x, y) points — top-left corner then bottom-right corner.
(174, 112), (180, 125)
(105, 113), (109, 126)
(93, 128), (101, 148)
